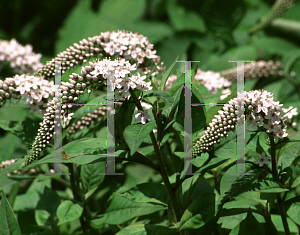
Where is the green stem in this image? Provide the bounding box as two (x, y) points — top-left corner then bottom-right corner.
(67, 164), (88, 234)
(149, 131), (182, 222)
(269, 135), (290, 235)
(129, 88), (182, 222)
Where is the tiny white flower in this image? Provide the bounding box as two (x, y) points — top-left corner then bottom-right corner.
(282, 106), (298, 119)
(264, 110), (280, 123)
(132, 72), (146, 84)
(133, 110), (152, 124)
(118, 77), (136, 92)
(254, 152), (271, 167)
(274, 128), (288, 139)
(255, 99), (270, 115)
(136, 81), (152, 92)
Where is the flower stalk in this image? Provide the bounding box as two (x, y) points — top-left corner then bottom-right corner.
(269, 135), (290, 235)
(129, 88), (183, 222)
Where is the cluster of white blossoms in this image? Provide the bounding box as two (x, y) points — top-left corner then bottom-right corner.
(192, 89), (289, 157)
(99, 30), (164, 75)
(34, 30), (164, 80)
(0, 39), (43, 74)
(60, 58), (152, 105)
(163, 70), (232, 100)
(194, 69), (232, 99)
(0, 74), (55, 112)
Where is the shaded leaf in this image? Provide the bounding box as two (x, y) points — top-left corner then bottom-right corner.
(56, 200), (83, 225)
(91, 193), (165, 226)
(124, 121), (155, 155)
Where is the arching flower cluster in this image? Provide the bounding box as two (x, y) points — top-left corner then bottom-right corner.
(0, 74), (55, 112)
(34, 30), (164, 80)
(192, 89), (288, 157)
(162, 61), (290, 101)
(220, 60), (286, 82)
(0, 39), (43, 74)
(21, 57), (155, 166)
(21, 98), (58, 167)
(60, 58), (152, 107)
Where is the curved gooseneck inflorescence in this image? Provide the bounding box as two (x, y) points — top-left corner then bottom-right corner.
(33, 30), (164, 79)
(192, 90), (291, 157)
(0, 30), (296, 167)
(21, 29), (164, 167)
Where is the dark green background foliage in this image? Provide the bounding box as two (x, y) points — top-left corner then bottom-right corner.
(1, 0), (300, 234)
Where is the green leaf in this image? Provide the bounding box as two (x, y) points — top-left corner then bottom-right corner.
(278, 141), (300, 170)
(177, 192), (215, 231)
(251, 179), (289, 193)
(127, 21), (173, 44)
(115, 97), (136, 142)
(282, 49), (300, 76)
(291, 175), (300, 188)
(91, 193), (165, 226)
(35, 187), (61, 226)
(0, 105), (28, 121)
(223, 197), (266, 211)
(0, 133), (19, 160)
(72, 94), (107, 120)
(63, 137), (107, 157)
(56, 0), (146, 54)
(143, 90), (174, 111)
(99, 0), (146, 22)
(56, 200), (83, 225)
(219, 164), (262, 205)
(159, 56), (178, 90)
(168, 73), (184, 96)
(175, 84), (206, 134)
(251, 36), (297, 57)
(167, 0), (206, 33)
(118, 183), (170, 207)
(271, 214), (299, 234)
(287, 202), (300, 226)
(0, 190), (22, 235)
(229, 209), (280, 235)
(116, 224), (178, 235)
(124, 121), (155, 156)
(81, 162), (105, 196)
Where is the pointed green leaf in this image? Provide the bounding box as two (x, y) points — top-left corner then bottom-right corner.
(251, 179), (289, 193)
(124, 121), (155, 155)
(178, 192), (215, 231)
(91, 193), (165, 226)
(229, 209), (280, 235)
(143, 90), (174, 110)
(0, 190), (22, 235)
(118, 183), (170, 207)
(287, 202), (300, 226)
(116, 224), (178, 235)
(159, 56), (178, 90)
(81, 162), (105, 195)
